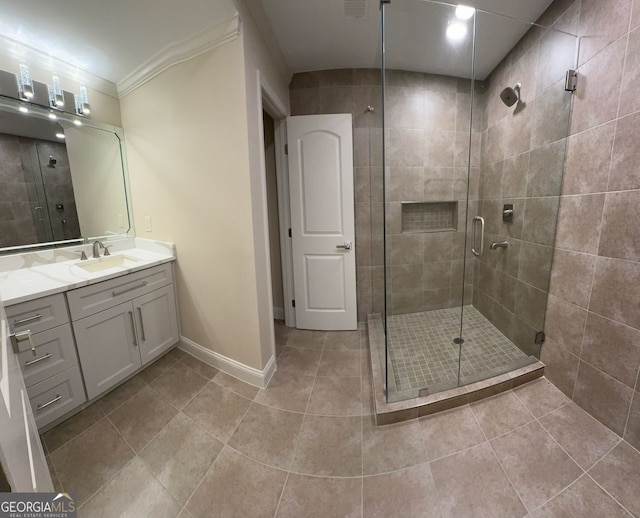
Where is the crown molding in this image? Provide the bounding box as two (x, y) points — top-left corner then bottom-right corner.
(0, 34), (118, 98)
(117, 13), (240, 98)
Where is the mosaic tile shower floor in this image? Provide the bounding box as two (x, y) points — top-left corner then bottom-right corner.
(387, 305), (531, 395)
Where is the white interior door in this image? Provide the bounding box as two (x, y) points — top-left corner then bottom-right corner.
(287, 114), (357, 331)
(0, 299), (53, 492)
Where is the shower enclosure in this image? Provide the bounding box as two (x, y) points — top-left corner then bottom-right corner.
(369, 0), (578, 403)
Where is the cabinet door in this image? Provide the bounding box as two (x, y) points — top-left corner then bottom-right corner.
(134, 285), (179, 366)
(73, 302), (142, 399)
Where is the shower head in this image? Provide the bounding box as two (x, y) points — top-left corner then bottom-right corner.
(500, 82), (522, 107)
(47, 156), (56, 168)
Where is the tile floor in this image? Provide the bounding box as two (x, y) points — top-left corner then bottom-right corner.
(383, 306), (531, 398)
(42, 323), (640, 517)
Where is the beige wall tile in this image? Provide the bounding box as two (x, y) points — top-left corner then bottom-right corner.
(549, 249), (596, 308)
(599, 191), (640, 261)
(527, 139), (566, 197)
(619, 27), (640, 116)
(581, 312), (640, 387)
(571, 38), (626, 134)
(562, 122), (614, 195)
(573, 361), (634, 434)
(522, 196), (560, 246)
(590, 257), (640, 329)
(530, 80), (572, 148)
(544, 295), (587, 355)
(608, 112), (640, 191)
(555, 194), (605, 254)
(633, 0), (640, 27)
(625, 391), (640, 450)
(578, 0), (633, 66)
(540, 339), (580, 397)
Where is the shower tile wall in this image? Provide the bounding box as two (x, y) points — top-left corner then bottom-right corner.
(0, 133), (42, 247)
(472, 9), (576, 358)
(0, 134), (79, 248)
(537, 0), (640, 448)
(35, 141), (81, 242)
(289, 69), (481, 320)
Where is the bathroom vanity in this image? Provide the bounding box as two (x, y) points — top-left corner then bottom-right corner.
(0, 238), (179, 430)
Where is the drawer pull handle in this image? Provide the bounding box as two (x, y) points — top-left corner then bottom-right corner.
(13, 313), (43, 326)
(112, 281), (147, 297)
(129, 311), (138, 347)
(25, 353), (53, 367)
(137, 307), (146, 341)
(37, 394), (62, 411)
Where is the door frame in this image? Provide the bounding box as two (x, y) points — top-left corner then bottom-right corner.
(255, 71), (295, 342)
(272, 120), (296, 327)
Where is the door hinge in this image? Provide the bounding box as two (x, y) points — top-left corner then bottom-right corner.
(535, 331), (546, 345)
(565, 70), (577, 92)
(288, 228), (292, 238)
(284, 144), (288, 155)
(291, 299), (296, 308)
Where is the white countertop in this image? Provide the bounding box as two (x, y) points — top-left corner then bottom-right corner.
(0, 238), (176, 306)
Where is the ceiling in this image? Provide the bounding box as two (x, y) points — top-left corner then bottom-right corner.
(0, 0), (557, 88)
(0, 0), (237, 84)
(253, 0), (557, 79)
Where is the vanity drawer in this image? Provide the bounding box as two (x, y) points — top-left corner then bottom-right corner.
(66, 263), (173, 320)
(27, 366), (86, 430)
(17, 324), (79, 388)
(6, 294), (69, 334)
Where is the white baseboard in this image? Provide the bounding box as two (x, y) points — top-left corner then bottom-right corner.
(273, 306), (284, 320)
(178, 336), (276, 388)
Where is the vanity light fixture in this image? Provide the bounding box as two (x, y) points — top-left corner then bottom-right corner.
(17, 63), (34, 100)
(455, 5), (475, 20)
(48, 75), (64, 108)
(446, 21), (467, 41)
(75, 86), (91, 116)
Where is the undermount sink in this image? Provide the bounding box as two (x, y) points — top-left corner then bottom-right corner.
(75, 254), (141, 273)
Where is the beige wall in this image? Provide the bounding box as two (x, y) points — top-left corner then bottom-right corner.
(120, 38), (266, 370)
(541, 0), (640, 445)
(120, 0), (290, 373)
(234, 0), (291, 367)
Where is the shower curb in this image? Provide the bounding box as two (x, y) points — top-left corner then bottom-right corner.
(366, 314), (544, 425)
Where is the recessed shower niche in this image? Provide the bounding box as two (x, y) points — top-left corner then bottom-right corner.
(401, 201), (458, 234)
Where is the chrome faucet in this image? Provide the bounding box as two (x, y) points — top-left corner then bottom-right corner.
(92, 240), (105, 258)
(490, 240), (509, 250)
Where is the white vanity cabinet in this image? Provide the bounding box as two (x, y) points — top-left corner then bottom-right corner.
(6, 294), (86, 429)
(67, 263), (179, 400)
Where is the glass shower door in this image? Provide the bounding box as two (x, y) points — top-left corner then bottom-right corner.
(381, 0), (476, 402)
(379, 0), (578, 403)
(464, 9), (578, 386)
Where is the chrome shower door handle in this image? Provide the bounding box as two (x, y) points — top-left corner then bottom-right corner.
(472, 216), (485, 257)
(336, 242), (353, 251)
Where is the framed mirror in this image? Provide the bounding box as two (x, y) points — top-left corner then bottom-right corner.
(0, 96), (132, 253)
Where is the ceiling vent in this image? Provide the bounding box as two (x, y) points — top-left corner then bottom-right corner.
(344, 0), (368, 19)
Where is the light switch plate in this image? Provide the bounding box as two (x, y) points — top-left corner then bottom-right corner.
(144, 216), (152, 232)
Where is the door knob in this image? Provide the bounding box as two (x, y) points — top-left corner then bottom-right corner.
(336, 242), (352, 251)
